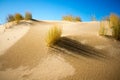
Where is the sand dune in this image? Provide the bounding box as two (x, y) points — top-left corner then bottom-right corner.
(0, 21), (120, 80)
(0, 24), (30, 55)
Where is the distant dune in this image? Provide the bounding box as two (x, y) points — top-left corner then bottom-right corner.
(0, 21), (120, 80)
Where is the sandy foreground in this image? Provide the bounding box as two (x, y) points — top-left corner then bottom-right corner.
(0, 21), (120, 80)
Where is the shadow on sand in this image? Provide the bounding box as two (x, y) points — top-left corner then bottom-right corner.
(51, 37), (106, 60)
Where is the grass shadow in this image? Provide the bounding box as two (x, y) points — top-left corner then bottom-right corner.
(31, 19), (40, 22)
(51, 37), (106, 60)
(18, 21), (33, 25)
(104, 35), (114, 39)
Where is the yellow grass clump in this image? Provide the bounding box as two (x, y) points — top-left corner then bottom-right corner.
(74, 16), (82, 22)
(14, 13), (24, 23)
(62, 15), (82, 22)
(25, 12), (32, 20)
(110, 14), (119, 28)
(6, 14), (15, 22)
(110, 13), (120, 40)
(62, 15), (73, 21)
(45, 25), (62, 47)
(99, 21), (107, 36)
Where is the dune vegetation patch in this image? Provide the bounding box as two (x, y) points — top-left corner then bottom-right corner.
(6, 12), (32, 23)
(110, 13), (120, 40)
(62, 15), (82, 22)
(14, 13), (24, 23)
(45, 25), (62, 47)
(24, 12), (32, 20)
(6, 14), (15, 22)
(99, 13), (120, 40)
(99, 21), (107, 36)
(4, 12), (33, 29)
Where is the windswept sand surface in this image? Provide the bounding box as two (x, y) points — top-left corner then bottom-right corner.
(0, 25), (30, 55)
(0, 21), (120, 80)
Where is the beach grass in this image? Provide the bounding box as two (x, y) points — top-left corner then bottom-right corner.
(45, 25), (62, 47)
(110, 13), (120, 40)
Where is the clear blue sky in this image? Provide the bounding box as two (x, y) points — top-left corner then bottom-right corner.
(0, 0), (120, 23)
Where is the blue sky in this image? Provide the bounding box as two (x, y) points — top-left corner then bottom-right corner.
(0, 0), (120, 23)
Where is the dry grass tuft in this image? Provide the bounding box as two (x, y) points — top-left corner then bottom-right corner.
(25, 12), (32, 20)
(74, 16), (82, 22)
(45, 25), (62, 47)
(62, 15), (73, 21)
(6, 14), (15, 22)
(14, 13), (24, 23)
(99, 21), (107, 36)
(62, 15), (82, 22)
(110, 13), (120, 40)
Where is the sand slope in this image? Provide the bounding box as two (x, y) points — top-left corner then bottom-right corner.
(0, 21), (120, 80)
(0, 25), (29, 55)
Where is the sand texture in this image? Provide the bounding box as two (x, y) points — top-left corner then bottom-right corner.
(0, 21), (120, 80)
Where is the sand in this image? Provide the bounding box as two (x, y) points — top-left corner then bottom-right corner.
(0, 25), (30, 55)
(0, 21), (120, 80)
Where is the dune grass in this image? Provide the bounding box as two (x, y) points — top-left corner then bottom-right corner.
(110, 13), (120, 40)
(14, 13), (24, 23)
(99, 21), (107, 36)
(74, 16), (82, 22)
(45, 25), (62, 47)
(62, 15), (82, 22)
(99, 13), (120, 40)
(62, 15), (73, 21)
(25, 12), (32, 20)
(6, 14), (15, 22)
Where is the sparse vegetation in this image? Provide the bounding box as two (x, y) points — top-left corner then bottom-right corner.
(99, 21), (107, 36)
(6, 12), (33, 23)
(14, 13), (24, 23)
(6, 14), (15, 22)
(45, 25), (62, 47)
(110, 13), (120, 40)
(99, 13), (120, 40)
(74, 16), (82, 22)
(62, 15), (82, 22)
(25, 12), (32, 20)
(62, 15), (73, 21)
